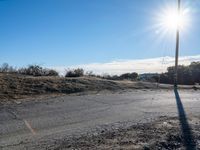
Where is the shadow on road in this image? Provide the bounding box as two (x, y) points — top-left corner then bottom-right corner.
(174, 88), (196, 150)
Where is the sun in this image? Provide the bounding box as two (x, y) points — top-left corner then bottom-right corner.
(162, 10), (184, 30)
(157, 5), (190, 32)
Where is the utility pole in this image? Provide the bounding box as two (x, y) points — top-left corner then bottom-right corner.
(174, 0), (181, 88)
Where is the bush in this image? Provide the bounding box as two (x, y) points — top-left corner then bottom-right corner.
(119, 72), (138, 80)
(45, 69), (59, 76)
(0, 63), (17, 73)
(85, 71), (95, 77)
(23, 65), (43, 76)
(65, 68), (84, 77)
(18, 65), (59, 77)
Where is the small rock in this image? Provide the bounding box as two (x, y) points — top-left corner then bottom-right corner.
(14, 100), (21, 104)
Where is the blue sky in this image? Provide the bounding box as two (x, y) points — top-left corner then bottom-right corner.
(0, 0), (200, 69)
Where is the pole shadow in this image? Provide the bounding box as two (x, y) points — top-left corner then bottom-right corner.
(174, 88), (196, 150)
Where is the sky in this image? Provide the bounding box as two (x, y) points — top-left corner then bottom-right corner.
(0, 0), (200, 74)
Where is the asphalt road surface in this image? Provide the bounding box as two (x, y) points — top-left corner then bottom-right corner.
(0, 89), (200, 149)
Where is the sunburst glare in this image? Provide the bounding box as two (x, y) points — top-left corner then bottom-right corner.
(155, 3), (190, 34)
(161, 7), (189, 31)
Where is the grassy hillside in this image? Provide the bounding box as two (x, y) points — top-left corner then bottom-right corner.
(0, 73), (198, 103)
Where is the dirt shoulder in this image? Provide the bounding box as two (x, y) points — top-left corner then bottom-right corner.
(53, 115), (200, 150)
(0, 73), (199, 104)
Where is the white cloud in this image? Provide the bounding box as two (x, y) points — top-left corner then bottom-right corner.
(52, 55), (200, 76)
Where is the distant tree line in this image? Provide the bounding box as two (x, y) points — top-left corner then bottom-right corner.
(100, 72), (138, 81)
(0, 63), (138, 80)
(158, 62), (200, 85)
(1, 62), (199, 85)
(65, 68), (138, 80)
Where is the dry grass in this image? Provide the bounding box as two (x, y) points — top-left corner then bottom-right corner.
(0, 73), (137, 101)
(0, 73), (198, 103)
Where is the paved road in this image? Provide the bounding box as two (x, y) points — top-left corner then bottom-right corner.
(0, 89), (200, 149)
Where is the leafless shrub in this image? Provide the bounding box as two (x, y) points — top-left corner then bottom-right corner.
(0, 63), (58, 76)
(85, 71), (95, 77)
(0, 63), (17, 73)
(18, 65), (59, 76)
(65, 68), (84, 77)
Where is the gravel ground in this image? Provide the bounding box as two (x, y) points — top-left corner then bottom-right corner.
(54, 116), (200, 150)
